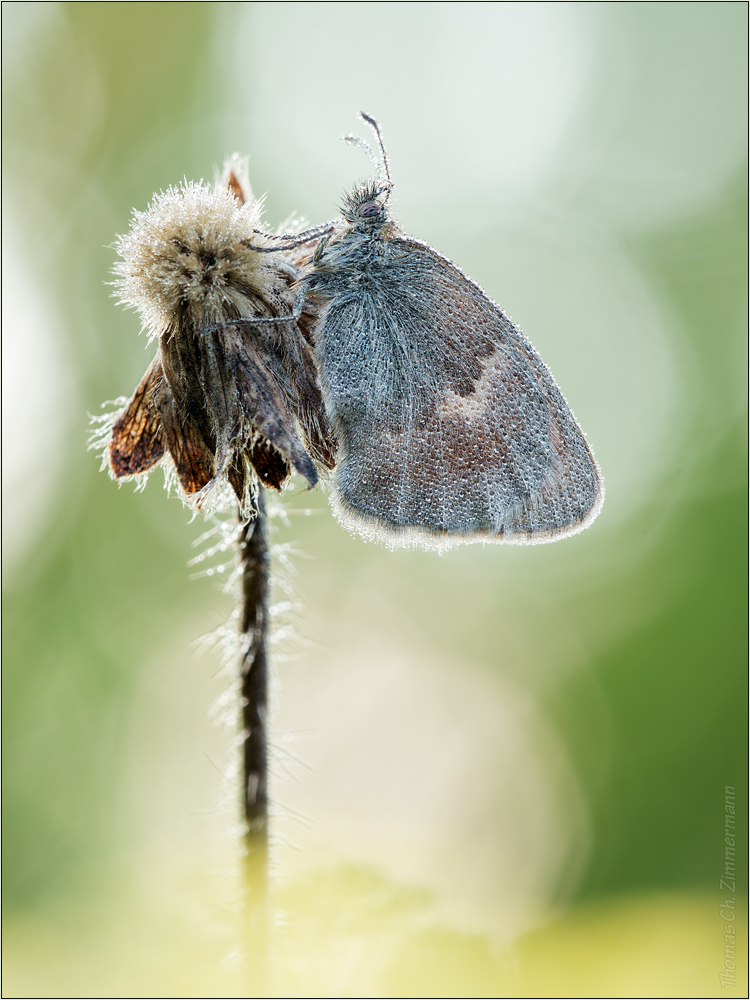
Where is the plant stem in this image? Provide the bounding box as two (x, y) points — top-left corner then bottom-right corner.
(238, 490), (270, 988)
(238, 490), (270, 841)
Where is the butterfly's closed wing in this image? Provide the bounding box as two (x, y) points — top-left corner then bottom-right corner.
(304, 113), (603, 550)
(312, 235), (601, 547)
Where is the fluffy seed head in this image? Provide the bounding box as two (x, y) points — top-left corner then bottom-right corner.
(113, 182), (277, 336)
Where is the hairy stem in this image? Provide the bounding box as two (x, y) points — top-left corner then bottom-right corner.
(238, 490), (270, 838)
(238, 491), (270, 986)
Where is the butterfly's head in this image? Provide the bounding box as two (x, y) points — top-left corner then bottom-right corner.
(341, 178), (393, 227)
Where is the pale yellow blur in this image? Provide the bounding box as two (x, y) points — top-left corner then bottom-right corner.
(5, 871), (746, 998)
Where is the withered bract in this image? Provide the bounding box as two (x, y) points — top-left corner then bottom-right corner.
(107, 168), (335, 516)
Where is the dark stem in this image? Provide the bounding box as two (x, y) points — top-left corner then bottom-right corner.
(238, 489), (270, 838)
(238, 489), (270, 988)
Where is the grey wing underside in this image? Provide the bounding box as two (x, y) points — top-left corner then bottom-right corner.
(325, 242), (603, 550)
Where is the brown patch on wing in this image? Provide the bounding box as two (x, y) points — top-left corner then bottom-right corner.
(439, 348), (512, 423)
(109, 354), (165, 477)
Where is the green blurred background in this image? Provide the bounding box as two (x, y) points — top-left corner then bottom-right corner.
(2, 3), (746, 996)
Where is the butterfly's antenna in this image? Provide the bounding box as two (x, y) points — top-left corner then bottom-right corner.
(359, 111), (392, 189)
(342, 133), (381, 174)
(342, 112), (393, 203)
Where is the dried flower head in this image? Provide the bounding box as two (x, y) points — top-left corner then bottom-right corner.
(105, 171), (335, 516)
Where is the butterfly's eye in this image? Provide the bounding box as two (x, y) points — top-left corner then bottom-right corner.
(357, 201), (382, 218)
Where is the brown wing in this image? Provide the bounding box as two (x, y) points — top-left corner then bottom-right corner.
(109, 354), (165, 478)
(318, 238), (603, 547)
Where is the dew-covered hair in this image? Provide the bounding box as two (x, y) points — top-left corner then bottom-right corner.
(340, 179), (392, 225)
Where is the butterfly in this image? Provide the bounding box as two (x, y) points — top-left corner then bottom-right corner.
(296, 113), (603, 549)
(104, 118), (603, 553)
(104, 162), (335, 517)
